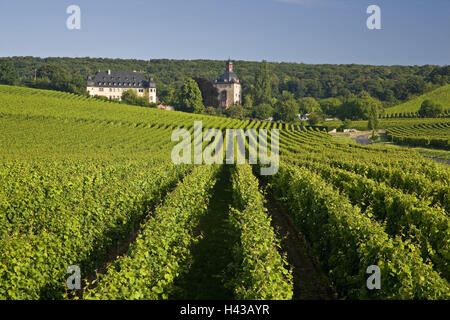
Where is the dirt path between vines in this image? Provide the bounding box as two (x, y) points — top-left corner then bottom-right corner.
(264, 192), (337, 300)
(172, 166), (236, 300)
(429, 157), (450, 165)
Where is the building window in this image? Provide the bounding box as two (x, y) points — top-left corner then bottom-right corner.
(220, 90), (227, 108)
(99, 88), (104, 92)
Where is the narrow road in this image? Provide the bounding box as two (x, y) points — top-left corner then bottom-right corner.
(353, 133), (372, 145)
(429, 157), (450, 165)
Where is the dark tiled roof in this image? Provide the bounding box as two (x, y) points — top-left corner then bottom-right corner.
(87, 71), (156, 88)
(216, 70), (240, 84)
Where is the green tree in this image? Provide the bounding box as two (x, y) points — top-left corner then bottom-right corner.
(340, 119), (352, 132)
(121, 89), (150, 106)
(34, 64), (86, 95)
(319, 97), (342, 117)
(307, 112), (323, 126)
(244, 95), (253, 109)
(298, 97), (320, 114)
(338, 88), (354, 101)
(338, 96), (381, 121)
(226, 105), (246, 119)
(357, 90), (371, 99)
(418, 99), (443, 118)
(0, 60), (18, 85)
(158, 86), (176, 105)
(274, 99), (298, 122)
(254, 60), (271, 105)
(279, 90), (295, 103)
(122, 89), (139, 104)
(93, 95), (109, 102)
(177, 78), (205, 114)
(367, 104), (379, 138)
(253, 103), (273, 120)
(205, 106), (217, 116)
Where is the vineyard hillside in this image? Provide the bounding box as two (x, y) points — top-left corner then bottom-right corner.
(0, 85), (449, 300)
(385, 84), (450, 115)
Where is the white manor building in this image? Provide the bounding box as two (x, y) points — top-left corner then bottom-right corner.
(87, 70), (157, 103)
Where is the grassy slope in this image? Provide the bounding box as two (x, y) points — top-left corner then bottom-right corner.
(0, 85), (250, 130)
(385, 84), (450, 115)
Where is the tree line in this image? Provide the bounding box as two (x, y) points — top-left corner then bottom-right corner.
(0, 56), (449, 123)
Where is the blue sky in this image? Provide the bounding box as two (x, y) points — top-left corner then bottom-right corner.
(0, 0), (449, 65)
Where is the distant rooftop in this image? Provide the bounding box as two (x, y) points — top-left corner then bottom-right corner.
(87, 70), (156, 88)
(215, 60), (240, 84)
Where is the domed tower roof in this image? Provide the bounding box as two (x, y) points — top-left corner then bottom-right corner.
(216, 59), (240, 84)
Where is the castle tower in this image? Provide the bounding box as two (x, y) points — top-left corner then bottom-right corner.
(213, 59), (242, 109)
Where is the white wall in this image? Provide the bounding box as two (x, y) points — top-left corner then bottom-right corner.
(88, 86), (157, 103)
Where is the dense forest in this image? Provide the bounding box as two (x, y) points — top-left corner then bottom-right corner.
(0, 56), (449, 123)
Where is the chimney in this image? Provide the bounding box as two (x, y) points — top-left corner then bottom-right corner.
(107, 70), (111, 75)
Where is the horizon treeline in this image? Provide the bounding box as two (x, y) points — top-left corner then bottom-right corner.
(2, 56), (449, 106)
